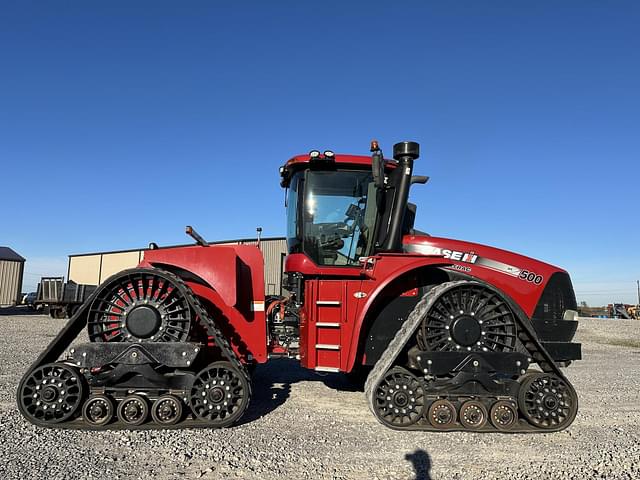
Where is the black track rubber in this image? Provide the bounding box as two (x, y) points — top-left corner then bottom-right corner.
(364, 279), (578, 433)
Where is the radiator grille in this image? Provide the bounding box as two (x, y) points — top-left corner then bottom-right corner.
(533, 272), (577, 320)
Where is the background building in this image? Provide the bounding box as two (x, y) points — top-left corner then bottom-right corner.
(68, 237), (288, 295)
(0, 247), (25, 306)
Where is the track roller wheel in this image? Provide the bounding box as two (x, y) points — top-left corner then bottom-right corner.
(117, 394), (149, 426)
(18, 363), (85, 425)
(151, 395), (183, 425)
(490, 400), (518, 430)
(459, 400), (488, 429)
(83, 394), (114, 426)
(427, 399), (456, 429)
(518, 373), (577, 430)
(189, 361), (250, 427)
(373, 367), (425, 428)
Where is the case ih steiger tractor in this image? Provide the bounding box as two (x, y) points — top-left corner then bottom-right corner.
(18, 141), (581, 432)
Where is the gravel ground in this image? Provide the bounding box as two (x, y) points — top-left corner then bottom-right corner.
(1, 308), (639, 480)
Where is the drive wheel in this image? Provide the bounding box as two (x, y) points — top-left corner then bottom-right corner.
(417, 283), (517, 353)
(18, 363), (85, 425)
(518, 373), (577, 430)
(88, 268), (192, 343)
(83, 394), (114, 426)
(490, 400), (518, 430)
(151, 395), (183, 425)
(189, 361), (250, 427)
(427, 399), (456, 429)
(373, 367), (425, 428)
(117, 394), (149, 426)
(459, 400), (488, 429)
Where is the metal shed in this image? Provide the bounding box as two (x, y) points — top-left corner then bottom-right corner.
(68, 237), (288, 296)
(0, 247), (25, 306)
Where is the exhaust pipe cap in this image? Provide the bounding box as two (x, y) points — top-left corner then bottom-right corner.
(393, 141), (420, 161)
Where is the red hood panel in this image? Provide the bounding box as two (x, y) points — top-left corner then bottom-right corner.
(403, 235), (567, 317)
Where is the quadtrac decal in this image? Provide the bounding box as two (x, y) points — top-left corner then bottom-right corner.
(405, 244), (544, 284)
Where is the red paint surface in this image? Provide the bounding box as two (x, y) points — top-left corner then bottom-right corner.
(140, 244), (267, 363)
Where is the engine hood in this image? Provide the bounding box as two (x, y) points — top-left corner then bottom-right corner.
(402, 234), (568, 317)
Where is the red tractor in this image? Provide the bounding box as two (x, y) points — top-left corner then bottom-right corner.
(18, 141), (581, 432)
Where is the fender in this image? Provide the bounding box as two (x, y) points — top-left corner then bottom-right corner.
(403, 235), (570, 317)
(345, 254), (449, 372)
(140, 244), (267, 363)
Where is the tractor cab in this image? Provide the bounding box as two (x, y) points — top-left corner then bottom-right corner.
(285, 166), (377, 266)
(280, 142), (423, 268)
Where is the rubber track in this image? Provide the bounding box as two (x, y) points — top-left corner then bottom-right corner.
(364, 279), (578, 433)
(17, 267), (250, 429)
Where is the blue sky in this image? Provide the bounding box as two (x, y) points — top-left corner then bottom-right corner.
(1, 1), (638, 304)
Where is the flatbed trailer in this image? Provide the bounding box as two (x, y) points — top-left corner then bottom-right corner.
(36, 277), (97, 319)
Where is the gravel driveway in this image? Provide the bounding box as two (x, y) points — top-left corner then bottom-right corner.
(1, 310), (638, 480)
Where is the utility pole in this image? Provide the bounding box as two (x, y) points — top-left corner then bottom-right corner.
(637, 280), (639, 306)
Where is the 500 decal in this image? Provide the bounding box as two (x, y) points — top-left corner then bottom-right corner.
(518, 270), (543, 285)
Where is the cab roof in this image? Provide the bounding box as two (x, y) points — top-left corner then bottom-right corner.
(284, 153), (374, 168)
(280, 153), (394, 188)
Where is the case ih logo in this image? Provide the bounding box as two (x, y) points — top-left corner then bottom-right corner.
(410, 245), (478, 264)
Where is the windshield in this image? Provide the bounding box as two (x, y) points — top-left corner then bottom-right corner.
(295, 170), (376, 266)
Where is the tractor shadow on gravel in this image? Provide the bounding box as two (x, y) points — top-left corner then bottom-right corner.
(405, 449), (432, 480)
(241, 358), (364, 424)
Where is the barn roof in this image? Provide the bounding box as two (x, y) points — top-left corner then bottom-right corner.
(0, 247), (25, 262)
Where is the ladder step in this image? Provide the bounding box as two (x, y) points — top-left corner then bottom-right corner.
(315, 366), (340, 373)
(316, 344), (340, 350)
(316, 300), (341, 306)
(316, 322), (340, 327)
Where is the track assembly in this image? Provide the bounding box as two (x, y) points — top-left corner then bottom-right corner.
(365, 280), (580, 433)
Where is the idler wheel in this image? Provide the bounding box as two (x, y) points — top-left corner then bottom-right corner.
(117, 394), (149, 426)
(17, 363), (85, 425)
(151, 395), (183, 425)
(459, 400), (488, 429)
(518, 373), (578, 430)
(373, 367), (425, 428)
(427, 399), (457, 429)
(83, 394), (114, 426)
(189, 361), (250, 428)
(490, 400), (518, 430)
